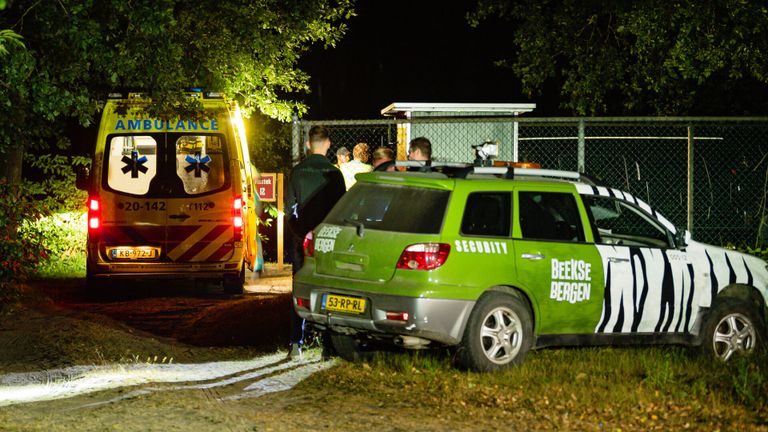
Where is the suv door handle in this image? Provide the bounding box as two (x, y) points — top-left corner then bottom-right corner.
(521, 253), (545, 260)
(608, 257), (629, 263)
(169, 214), (191, 220)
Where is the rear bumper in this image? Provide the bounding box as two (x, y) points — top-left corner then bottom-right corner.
(87, 261), (242, 280)
(293, 281), (475, 346)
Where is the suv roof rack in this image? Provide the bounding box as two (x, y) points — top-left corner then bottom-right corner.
(392, 161), (602, 186)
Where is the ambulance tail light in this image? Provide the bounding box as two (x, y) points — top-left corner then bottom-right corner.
(232, 196), (243, 241)
(303, 231), (315, 258)
(396, 243), (450, 270)
(88, 197), (101, 231)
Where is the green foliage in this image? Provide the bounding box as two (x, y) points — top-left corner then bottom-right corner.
(35, 251), (86, 279)
(255, 202), (278, 243)
(726, 243), (768, 261)
(248, 114), (294, 174)
(20, 154), (88, 278)
(0, 180), (46, 301)
(248, 113), (291, 243)
(23, 154), (90, 213)
(0, 28), (23, 56)
(0, 0), (355, 161)
(469, 1), (768, 115)
(26, 211), (87, 279)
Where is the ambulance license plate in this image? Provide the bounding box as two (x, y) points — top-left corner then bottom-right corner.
(322, 294), (366, 314)
(108, 247), (160, 260)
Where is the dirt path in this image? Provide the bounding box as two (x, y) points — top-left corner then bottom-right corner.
(0, 266), (403, 431)
(0, 265), (295, 373)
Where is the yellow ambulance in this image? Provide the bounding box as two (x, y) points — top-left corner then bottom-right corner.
(78, 91), (258, 294)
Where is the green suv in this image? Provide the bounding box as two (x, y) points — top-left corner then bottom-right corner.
(293, 167), (768, 371)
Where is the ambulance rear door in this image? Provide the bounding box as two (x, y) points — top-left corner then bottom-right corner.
(164, 133), (236, 263)
(100, 134), (167, 262)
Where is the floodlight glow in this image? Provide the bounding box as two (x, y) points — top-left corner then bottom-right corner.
(0, 351), (334, 407)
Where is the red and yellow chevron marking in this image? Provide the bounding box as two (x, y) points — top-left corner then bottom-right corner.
(100, 224), (234, 262)
(167, 224), (234, 262)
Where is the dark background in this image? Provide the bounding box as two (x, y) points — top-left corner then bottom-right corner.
(297, 0), (560, 120)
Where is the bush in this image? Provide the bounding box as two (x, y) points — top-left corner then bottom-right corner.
(28, 211), (87, 278)
(21, 153), (89, 278)
(0, 179), (47, 305)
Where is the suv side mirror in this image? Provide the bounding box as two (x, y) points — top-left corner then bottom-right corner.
(75, 166), (90, 191)
(675, 229), (691, 249)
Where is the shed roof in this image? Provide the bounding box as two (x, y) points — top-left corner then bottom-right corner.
(380, 102), (536, 117)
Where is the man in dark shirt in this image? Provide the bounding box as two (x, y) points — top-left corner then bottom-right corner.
(285, 125), (346, 358)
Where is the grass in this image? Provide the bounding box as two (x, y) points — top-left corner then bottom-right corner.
(305, 346), (768, 430)
(35, 253), (86, 279)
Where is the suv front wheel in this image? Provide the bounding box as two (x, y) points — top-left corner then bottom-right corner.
(459, 291), (533, 372)
(701, 299), (764, 361)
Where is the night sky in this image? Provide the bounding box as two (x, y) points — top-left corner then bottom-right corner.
(298, 1), (555, 120)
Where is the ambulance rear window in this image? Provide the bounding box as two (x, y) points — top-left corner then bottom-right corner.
(105, 135), (158, 195)
(174, 135), (228, 195)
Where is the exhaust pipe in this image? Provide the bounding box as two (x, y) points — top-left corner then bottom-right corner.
(395, 336), (431, 349)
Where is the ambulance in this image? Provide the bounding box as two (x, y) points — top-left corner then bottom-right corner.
(77, 91), (258, 294)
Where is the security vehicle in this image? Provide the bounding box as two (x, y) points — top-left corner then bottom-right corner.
(293, 161), (768, 371)
(77, 91), (258, 294)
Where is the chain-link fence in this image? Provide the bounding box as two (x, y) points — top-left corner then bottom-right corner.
(293, 117), (768, 248)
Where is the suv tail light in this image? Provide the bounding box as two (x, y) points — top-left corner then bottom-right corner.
(232, 196), (243, 241)
(396, 243), (450, 270)
(296, 297), (311, 309)
(303, 231), (315, 257)
(88, 197), (101, 231)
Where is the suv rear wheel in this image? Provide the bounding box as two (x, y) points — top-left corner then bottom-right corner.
(459, 292), (533, 372)
(701, 299), (764, 361)
(330, 333), (382, 362)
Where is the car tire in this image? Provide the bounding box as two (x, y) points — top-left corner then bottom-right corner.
(700, 298), (764, 361)
(223, 265), (245, 295)
(459, 291), (533, 372)
(330, 334), (375, 362)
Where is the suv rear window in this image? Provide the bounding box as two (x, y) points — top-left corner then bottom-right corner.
(325, 183), (450, 234)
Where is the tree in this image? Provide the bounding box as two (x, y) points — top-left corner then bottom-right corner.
(0, 0), (355, 181)
(469, 0), (768, 115)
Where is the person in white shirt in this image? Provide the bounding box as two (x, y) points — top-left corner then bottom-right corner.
(340, 142), (373, 189)
(334, 146), (349, 168)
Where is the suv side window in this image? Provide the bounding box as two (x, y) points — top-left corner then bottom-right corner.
(461, 192), (511, 237)
(519, 191), (585, 242)
(582, 195), (670, 248)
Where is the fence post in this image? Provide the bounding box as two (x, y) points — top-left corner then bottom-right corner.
(578, 119), (586, 173)
(291, 114), (301, 165)
(687, 126), (694, 234)
(513, 119), (519, 162)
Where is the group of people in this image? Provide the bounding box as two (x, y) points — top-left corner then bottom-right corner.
(334, 142), (401, 188)
(284, 125), (432, 358)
